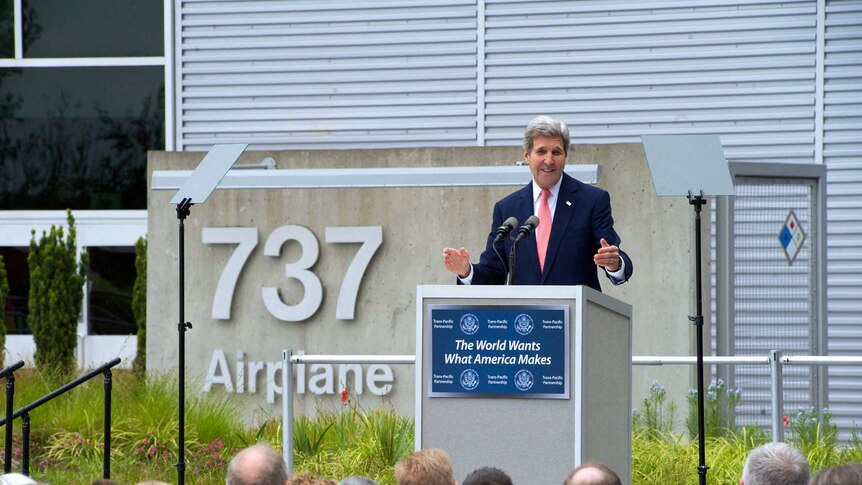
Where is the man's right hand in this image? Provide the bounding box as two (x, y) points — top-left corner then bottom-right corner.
(442, 247), (471, 278)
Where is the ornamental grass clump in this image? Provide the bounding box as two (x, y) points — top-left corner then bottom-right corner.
(787, 406), (840, 467)
(686, 378), (742, 440)
(632, 380), (677, 441)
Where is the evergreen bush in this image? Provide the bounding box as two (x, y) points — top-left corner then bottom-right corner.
(132, 236), (147, 378)
(27, 209), (87, 377)
(0, 253), (8, 367)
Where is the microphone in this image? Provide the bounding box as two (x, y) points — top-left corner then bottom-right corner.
(514, 215), (540, 242)
(493, 217), (519, 243)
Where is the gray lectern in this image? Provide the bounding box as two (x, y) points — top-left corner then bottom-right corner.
(416, 285), (632, 484)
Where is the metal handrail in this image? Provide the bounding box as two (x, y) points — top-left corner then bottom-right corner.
(783, 356), (862, 365)
(0, 361), (24, 379)
(632, 356), (770, 365)
(0, 358), (121, 478)
(290, 355), (416, 365)
(278, 351), (862, 475)
(0, 360), (24, 474)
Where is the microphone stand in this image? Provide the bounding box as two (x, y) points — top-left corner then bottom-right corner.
(507, 218), (538, 285)
(507, 234), (528, 285)
(493, 238), (508, 284)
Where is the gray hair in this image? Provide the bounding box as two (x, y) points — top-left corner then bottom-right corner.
(226, 443), (289, 485)
(338, 477), (379, 485)
(742, 442), (809, 485)
(810, 462), (862, 485)
(522, 115), (570, 155)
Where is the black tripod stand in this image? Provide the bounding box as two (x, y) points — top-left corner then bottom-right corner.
(640, 133), (735, 485)
(175, 197), (194, 485)
(166, 143), (247, 485)
(688, 190), (709, 485)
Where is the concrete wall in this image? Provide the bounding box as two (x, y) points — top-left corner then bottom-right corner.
(147, 145), (706, 419)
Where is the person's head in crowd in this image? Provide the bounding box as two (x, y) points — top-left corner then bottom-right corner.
(0, 474), (38, 485)
(337, 477), (379, 485)
(226, 443), (289, 485)
(394, 448), (456, 485)
(809, 461), (862, 485)
(564, 462), (621, 485)
(286, 472), (336, 485)
(462, 466), (513, 485)
(740, 442), (809, 485)
(522, 115), (570, 189)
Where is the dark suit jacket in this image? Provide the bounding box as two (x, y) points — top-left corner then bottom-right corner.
(468, 173), (633, 291)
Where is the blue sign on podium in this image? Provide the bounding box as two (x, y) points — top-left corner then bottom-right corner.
(428, 305), (569, 399)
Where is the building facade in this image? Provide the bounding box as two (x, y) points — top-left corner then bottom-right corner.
(1, 0), (860, 432)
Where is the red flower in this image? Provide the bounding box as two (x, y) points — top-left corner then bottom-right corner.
(783, 415), (790, 426)
(341, 389), (348, 402)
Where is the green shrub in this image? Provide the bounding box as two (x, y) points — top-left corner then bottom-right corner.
(27, 209), (87, 378)
(633, 381), (677, 441)
(362, 408), (413, 467)
(132, 236), (147, 378)
(787, 406), (839, 464)
(0, 253), (9, 367)
(686, 379), (742, 440)
(4, 368), (861, 485)
(294, 414), (334, 456)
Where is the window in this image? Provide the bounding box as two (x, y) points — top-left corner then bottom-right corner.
(22, 0), (163, 58)
(0, 67), (164, 209)
(0, 1), (165, 210)
(87, 246), (136, 336)
(0, 1), (11, 58)
(1, 247), (29, 335)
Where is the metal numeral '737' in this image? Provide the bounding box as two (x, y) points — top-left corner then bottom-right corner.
(202, 226), (383, 322)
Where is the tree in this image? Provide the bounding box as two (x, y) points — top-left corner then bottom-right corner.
(28, 210), (87, 377)
(0, 254), (8, 367)
(132, 236), (147, 378)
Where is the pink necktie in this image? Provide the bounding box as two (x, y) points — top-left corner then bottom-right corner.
(537, 188), (551, 272)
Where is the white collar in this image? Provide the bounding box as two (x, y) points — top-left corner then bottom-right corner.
(532, 176), (563, 203)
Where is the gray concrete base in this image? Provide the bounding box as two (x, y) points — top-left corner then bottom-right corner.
(417, 285), (632, 484)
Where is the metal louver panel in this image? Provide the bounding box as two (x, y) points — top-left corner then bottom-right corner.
(173, 0), (862, 437)
(731, 179), (819, 428)
(483, 0), (817, 164)
(824, 0), (862, 434)
(178, 0), (479, 151)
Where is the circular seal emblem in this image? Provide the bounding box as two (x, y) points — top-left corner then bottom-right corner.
(514, 369), (534, 391)
(460, 313), (480, 335)
(514, 313), (534, 335)
(460, 368), (480, 391)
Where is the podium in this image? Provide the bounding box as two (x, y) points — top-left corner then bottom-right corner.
(415, 285), (632, 484)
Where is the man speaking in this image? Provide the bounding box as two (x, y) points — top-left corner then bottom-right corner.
(442, 115), (633, 291)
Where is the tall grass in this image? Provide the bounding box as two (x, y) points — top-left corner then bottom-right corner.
(2, 370), (860, 484)
(0, 369), (407, 484)
(634, 380), (862, 483)
(361, 408), (413, 467)
(633, 427), (862, 483)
